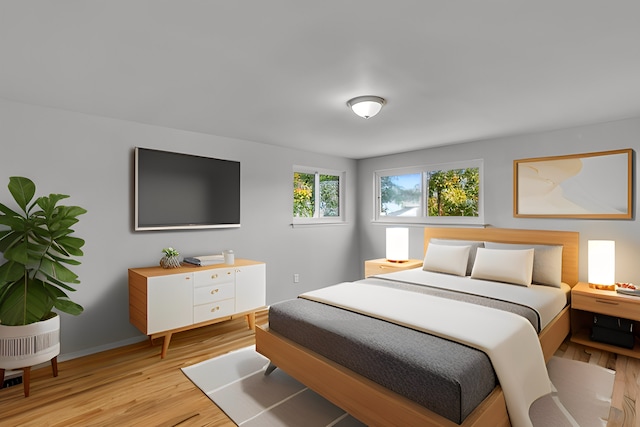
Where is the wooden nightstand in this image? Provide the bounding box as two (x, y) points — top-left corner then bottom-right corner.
(364, 258), (423, 278)
(570, 281), (640, 358)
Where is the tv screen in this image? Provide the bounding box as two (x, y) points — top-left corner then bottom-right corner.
(135, 147), (241, 231)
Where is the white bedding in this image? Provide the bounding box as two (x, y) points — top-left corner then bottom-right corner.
(301, 282), (552, 427)
(369, 267), (570, 330)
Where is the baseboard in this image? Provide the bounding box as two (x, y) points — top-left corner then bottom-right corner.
(2, 335), (148, 375)
(57, 335), (148, 363)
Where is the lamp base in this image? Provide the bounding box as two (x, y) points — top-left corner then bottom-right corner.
(386, 259), (409, 263)
(589, 282), (616, 291)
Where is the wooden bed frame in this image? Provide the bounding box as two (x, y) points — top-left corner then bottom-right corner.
(256, 227), (579, 427)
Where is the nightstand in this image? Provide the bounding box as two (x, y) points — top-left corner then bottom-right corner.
(570, 281), (640, 358)
(364, 258), (423, 278)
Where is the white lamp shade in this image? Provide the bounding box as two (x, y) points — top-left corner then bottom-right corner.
(386, 228), (409, 262)
(347, 96), (385, 119)
(351, 101), (382, 119)
(588, 240), (615, 285)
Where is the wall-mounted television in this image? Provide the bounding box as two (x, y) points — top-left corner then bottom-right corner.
(134, 147), (241, 231)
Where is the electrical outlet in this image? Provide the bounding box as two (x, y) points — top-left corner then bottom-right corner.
(293, 273), (300, 283)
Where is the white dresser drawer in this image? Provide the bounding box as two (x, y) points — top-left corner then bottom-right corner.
(193, 298), (235, 323)
(194, 268), (234, 287)
(194, 282), (235, 304)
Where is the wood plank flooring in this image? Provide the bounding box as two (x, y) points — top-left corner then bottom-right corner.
(0, 310), (637, 426)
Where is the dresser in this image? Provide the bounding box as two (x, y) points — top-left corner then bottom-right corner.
(129, 259), (266, 358)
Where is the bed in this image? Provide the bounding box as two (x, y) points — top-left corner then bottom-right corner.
(256, 227), (579, 427)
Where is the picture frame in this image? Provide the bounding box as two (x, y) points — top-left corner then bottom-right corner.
(514, 148), (633, 219)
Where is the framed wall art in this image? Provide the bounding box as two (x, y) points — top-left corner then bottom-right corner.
(514, 148), (633, 219)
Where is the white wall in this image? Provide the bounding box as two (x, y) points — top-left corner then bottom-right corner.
(0, 99), (359, 358)
(357, 117), (640, 284)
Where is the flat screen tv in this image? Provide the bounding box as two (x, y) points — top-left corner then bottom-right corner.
(134, 147), (241, 231)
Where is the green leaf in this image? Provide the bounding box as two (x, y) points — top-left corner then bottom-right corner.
(51, 260), (80, 283)
(41, 274), (77, 292)
(0, 214), (28, 231)
(0, 201), (21, 217)
(7, 177), (35, 213)
(53, 299), (83, 316)
(56, 236), (85, 256)
(0, 278), (53, 325)
(36, 259), (80, 290)
(0, 229), (23, 253)
(0, 261), (25, 283)
(4, 242), (28, 264)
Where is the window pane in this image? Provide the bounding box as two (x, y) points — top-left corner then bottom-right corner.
(293, 172), (315, 217)
(380, 173), (421, 217)
(319, 174), (340, 217)
(427, 168), (479, 217)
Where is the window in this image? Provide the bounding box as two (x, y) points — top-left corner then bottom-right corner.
(375, 160), (483, 224)
(293, 166), (344, 224)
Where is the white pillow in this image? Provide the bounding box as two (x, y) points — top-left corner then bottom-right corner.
(483, 242), (563, 288)
(471, 248), (535, 287)
(430, 238), (484, 275)
(423, 244), (471, 276)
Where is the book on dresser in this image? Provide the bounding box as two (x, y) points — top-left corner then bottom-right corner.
(183, 255), (225, 266)
(128, 259), (266, 358)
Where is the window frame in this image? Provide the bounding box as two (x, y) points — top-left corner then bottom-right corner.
(293, 165), (346, 225)
(373, 159), (484, 225)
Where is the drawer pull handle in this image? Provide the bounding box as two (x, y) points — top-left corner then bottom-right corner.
(211, 306), (220, 312)
(227, 271), (232, 275)
(211, 274), (218, 279)
(210, 289), (219, 295)
(595, 299), (619, 305)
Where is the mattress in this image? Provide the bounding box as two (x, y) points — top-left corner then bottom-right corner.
(267, 273), (569, 424)
(268, 298), (496, 424)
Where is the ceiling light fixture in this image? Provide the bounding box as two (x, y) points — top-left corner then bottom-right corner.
(347, 95), (386, 119)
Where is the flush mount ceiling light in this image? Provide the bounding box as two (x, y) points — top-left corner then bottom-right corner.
(347, 95), (386, 119)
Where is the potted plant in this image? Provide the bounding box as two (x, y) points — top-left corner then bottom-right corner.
(160, 247), (181, 269)
(0, 176), (86, 396)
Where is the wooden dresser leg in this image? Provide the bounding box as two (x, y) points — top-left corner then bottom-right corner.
(1, 368), (4, 386)
(51, 356), (58, 377)
(160, 332), (172, 359)
(22, 367), (30, 397)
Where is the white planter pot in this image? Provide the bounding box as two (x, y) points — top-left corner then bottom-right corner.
(0, 314), (60, 370)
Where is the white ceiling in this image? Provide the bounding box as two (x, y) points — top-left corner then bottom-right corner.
(2, 1), (640, 159)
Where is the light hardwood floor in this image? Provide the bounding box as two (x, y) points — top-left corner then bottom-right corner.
(0, 310), (637, 427)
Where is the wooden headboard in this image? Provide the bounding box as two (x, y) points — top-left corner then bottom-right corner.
(423, 227), (579, 287)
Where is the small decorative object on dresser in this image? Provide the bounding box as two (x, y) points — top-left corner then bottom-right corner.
(160, 247), (181, 269)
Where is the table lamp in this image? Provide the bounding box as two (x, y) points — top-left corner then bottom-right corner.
(588, 240), (615, 290)
(386, 228), (409, 263)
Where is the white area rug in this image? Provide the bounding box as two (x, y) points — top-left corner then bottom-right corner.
(181, 346), (365, 426)
(545, 356), (615, 427)
(182, 347), (615, 427)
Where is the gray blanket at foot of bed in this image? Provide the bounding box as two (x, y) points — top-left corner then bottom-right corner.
(268, 298), (497, 424)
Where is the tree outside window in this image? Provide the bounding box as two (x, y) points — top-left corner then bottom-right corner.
(427, 168), (479, 217)
(375, 160), (483, 224)
(293, 167), (344, 223)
